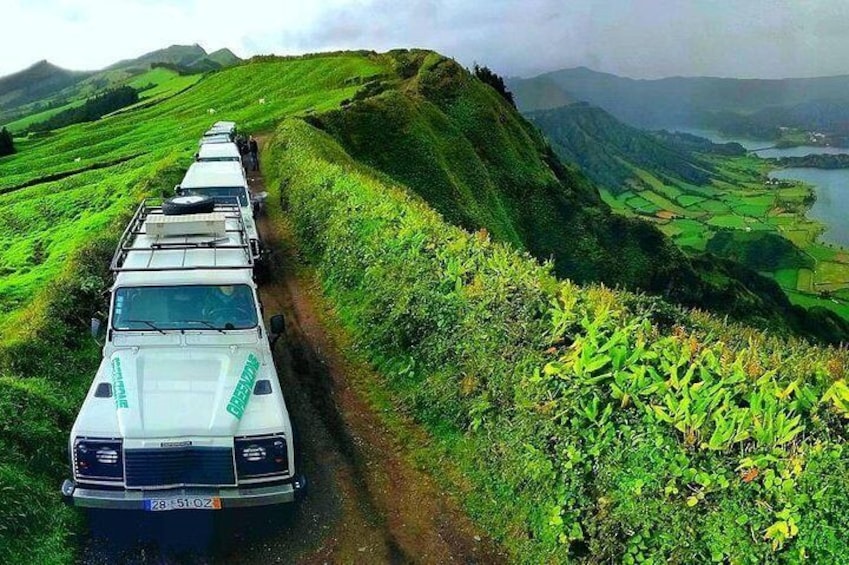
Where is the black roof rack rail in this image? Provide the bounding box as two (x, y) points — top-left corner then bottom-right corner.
(110, 198), (255, 273)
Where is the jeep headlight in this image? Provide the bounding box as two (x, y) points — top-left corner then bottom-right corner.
(74, 438), (123, 481)
(235, 434), (287, 479)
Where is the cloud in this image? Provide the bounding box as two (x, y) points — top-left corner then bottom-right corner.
(3, 0), (849, 79)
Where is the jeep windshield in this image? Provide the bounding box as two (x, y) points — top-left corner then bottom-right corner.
(199, 156), (241, 163)
(183, 186), (248, 206)
(112, 284), (258, 331)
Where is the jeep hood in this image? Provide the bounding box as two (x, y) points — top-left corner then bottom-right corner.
(110, 347), (262, 438)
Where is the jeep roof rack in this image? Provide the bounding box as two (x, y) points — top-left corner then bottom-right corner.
(110, 198), (254, 273)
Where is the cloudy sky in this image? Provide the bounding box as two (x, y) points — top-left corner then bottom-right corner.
(3, 0), (849, 79)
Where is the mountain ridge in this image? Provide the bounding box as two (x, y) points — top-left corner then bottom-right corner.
(0, 44), (241, 126)
(507, 66), (849, 133)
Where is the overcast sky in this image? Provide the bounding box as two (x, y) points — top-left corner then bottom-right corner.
(4, 0), (849, 79)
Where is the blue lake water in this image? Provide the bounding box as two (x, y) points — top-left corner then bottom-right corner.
(770, 169), (849, 248)
(756, 145), (849, 158)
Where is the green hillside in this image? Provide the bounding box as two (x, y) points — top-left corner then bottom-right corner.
(2, 49), (849, 563)
(264, 114), (849, 563)
(309, 54), (849, 343)
(0, 61), (91, 122)
(0, 45), (239, 130)
(526, 102), (849, 324)
(526, 103), (716, 193)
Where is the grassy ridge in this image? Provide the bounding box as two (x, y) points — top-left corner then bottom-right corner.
(265, 117), (849, 563)
(312, 52), (849, 343)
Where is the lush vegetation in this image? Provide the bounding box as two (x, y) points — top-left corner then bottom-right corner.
(27, 86), (139, 133)
(311, 54), (849, 343)
(472, 63), (515, 108)
(526, 102), (849, 324)
(526, 103), (714, 192)
(0, 61), (90, 123)
(265, 116), (849, 563)
(0, 127), (14, 156)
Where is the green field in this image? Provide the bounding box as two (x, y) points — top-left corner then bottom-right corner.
(597, 151), (849, 318)
(0, 56), (381, 328)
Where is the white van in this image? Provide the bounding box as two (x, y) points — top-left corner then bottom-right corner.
(199, 133), (233, 146)
(197, 142), (242, 164)
(176, 161), (265, 260)
(61, 198), (305, 510)
(202, 121), (237, 142)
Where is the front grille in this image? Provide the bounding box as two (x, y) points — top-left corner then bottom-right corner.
(125, 447), (235, 488)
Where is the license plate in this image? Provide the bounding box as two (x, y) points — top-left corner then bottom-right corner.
(144, 496), (221, 512)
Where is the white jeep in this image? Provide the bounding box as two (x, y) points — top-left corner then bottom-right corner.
(61, 199), (305, 510)
(175, 161), (267, 261)
(196, 142), (242, 165)
(200, 121), (237, 144)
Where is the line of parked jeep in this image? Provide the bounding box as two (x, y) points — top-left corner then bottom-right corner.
(61, 121), (305, 513)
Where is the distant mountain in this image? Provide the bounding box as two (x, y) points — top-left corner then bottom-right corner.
(525, 102), (715, 194)
(107, 44), (207, 71)
(508, 67), (849, 134)
(108, 44), (241, 73)
(207, 48), (241, 68)
(0, 44), (241, 126)
(510, 75), (573, 111)
(0, 61), (91, 117)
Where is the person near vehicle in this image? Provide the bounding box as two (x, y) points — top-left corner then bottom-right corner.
(249, 135), (259, 171)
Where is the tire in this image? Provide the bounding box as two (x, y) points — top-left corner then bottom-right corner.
(161, 195), (216, 216)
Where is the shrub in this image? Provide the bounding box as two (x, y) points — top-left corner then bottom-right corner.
(264, 118), (849, 563)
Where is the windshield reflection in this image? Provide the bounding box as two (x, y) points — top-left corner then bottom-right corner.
(112, 285), (258, 331)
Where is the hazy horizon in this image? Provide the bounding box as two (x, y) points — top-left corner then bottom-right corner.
(4, 0), (849, 81)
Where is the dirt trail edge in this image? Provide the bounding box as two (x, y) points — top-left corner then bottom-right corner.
(79, 149), (505, 565)
(243, 151), (507, 564)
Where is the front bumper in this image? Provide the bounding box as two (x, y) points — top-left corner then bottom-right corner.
(61, 475), (306, 510)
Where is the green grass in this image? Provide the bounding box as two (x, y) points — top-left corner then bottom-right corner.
(772, 268), (799, 289)
(798, 269), (815, 292)
(3, 99), (87, 133)
(707, 214), (749, 229)
(677, 193), (706, 207)
(265, 115), (849, 564)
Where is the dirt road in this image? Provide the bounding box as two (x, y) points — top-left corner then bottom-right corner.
(78, 153), (504, 564)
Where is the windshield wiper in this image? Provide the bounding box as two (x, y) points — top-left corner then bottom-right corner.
(124, 319), (166, 334)
(176, 319), (225, 333)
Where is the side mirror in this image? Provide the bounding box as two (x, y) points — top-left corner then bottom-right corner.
(270, 314), (285, 335)
(91, 318), (104, 345)
(251, 191), (269, 204)
(270, 314), (285, 349)
(174, 184), (182, 195)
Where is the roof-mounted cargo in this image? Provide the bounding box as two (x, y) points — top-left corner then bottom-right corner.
(110, 199), (254, 273)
